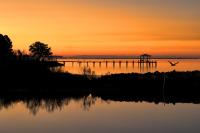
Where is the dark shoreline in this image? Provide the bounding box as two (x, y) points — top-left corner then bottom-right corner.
(1, 61), (200, 100)
(0, 61), (199, 96)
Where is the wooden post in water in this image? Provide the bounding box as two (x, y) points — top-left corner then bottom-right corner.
(119, 61), (121, 68)
(126, 61), (128, 68)
(93, 62), (95, 67)
(113, 61), (115, 68)
(138, 60), (140, 67)
(79, 62), (81, 67)
(106, 61), (108, 68)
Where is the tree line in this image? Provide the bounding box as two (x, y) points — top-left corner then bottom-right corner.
(0, 34), (53, 63)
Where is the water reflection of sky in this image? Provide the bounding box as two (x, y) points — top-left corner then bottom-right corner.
(0, 96), (200, 133)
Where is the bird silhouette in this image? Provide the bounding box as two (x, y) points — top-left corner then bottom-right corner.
(168, 61), (179, 66)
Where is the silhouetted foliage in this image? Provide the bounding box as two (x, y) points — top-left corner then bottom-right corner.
(14, 49), (30, 61)
(82, 67), (96, 79)
(29, 41), (53, 61)
(0, 34), (14, 62)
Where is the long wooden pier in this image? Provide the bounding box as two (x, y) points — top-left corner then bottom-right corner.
(57, 60), (157, 67)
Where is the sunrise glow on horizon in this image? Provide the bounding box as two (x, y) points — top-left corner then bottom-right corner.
(1, 0), (200, 57)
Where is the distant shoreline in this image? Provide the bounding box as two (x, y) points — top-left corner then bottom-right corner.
(55, 56), (200, 60)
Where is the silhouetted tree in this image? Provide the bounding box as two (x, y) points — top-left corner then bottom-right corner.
(0, 34), (14, 62)
(14, 50), (29, 61)
(29, 41), (53, 61)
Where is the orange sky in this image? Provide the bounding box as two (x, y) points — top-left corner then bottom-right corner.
(0, 0), (200, 57)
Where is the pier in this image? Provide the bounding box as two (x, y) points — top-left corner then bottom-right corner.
(57, 59), (157, 68)
(56, 54), (157, 68)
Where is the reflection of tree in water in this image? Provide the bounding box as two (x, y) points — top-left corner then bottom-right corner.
(0, 94), (199, 115)
(0, 99), (16, 110)
(82, 94), (97, 111)
(25, 99), (41, 115)
(0, 95), (98, 115)
(24, 95), (99, 115)
(25, 95), (98, 115)
(25, 98), (71, 115)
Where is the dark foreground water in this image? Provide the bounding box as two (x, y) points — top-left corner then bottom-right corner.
(0, 95), (200, 133)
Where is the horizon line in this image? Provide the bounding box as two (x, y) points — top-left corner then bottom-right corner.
(53, 55), (200, 59)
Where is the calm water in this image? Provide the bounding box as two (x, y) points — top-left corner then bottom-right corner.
(0, 95), (200, 133)
(58, 59), (200, 75)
